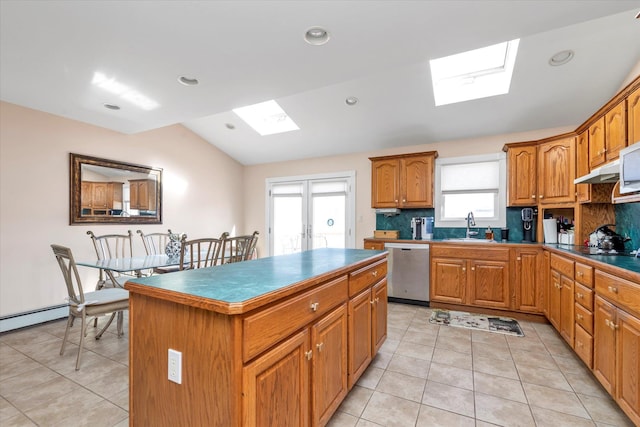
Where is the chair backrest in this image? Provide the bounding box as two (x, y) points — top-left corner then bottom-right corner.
(179, 234), (225, 270)
(137, 229), (173, 255)
(51, 244), (85, 305)
(87, 230), (133, 260)
(222, 231), (259, 263)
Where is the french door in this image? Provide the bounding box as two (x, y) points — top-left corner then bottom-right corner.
(267, 172), (355, 256)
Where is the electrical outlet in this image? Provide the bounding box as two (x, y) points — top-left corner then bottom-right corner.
(168, 349), (182, 384)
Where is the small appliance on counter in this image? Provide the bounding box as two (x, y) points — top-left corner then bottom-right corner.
(411, 216), (434, 240)
(521, 208), (536, 242)
(589, 224), (631, 252)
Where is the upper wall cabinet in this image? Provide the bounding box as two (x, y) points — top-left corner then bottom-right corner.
(369, 151), (437, 209)
(538, 136), (576, 204)
(505, 143), (538, 206)
(628, 86), (640, 145)
(590, 99), (628, 169)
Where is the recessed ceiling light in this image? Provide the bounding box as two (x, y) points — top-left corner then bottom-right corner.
(225, 123), (235, 130)
(345, 96), (358, 106)
(304, 27), (330, 45)
(549, 50), (574, 66)
(103, 103), (120, 110)
(178, 76), (199, 86)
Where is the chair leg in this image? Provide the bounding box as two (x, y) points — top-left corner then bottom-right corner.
(60, 314), (73, 356)
(116, 311), (124, 337)
(95, 313), (116, 339)
(76, 312), (87, 370)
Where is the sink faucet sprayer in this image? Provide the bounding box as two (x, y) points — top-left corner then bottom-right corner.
(466, 212), (478, 238)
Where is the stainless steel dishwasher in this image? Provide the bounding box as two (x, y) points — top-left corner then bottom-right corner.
(384, 242), (430, 305)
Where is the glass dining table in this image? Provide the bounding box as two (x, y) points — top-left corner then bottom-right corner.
(76, 255), (183, 286)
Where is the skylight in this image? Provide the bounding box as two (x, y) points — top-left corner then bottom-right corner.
(232, 100), (299, 136)
(430, 39), (520, 106)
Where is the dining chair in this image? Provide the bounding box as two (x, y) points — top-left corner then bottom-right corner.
(137, 229), (181, 274)
(87, 230), (135, 288)
(51, 244), (129, 370)
(179, 233), (226, 270)
(222, 231), (259, 263)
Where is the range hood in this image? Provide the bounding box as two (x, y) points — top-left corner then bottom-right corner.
(574, 160), (619, 184)
(375, 208), (401, 216)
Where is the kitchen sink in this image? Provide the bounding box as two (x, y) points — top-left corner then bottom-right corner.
(444, 238), (497, 243)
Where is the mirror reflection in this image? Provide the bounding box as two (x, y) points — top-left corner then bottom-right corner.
(70, 154), (162, 225)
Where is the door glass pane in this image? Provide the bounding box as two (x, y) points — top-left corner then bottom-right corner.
(273, 195), (302, 255)
(311, 194), (346, 249)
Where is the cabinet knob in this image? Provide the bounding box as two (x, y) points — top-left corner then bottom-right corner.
(402, 199), (406, 203)
(577, 272), (583, 277)
(577, 293), (583, 299)
(517, 257), (521, 261)
(375, 297), (380, 303)
(608, 286), (618, 294)
(605, 319), (609, 327)
(577, 314), (583, 320)
(539, 195), (544, 198)
(471, 267), (475, 271)
(310, 302), (319, 312)
(370, 300), (375, 305)
(462, 267), (466, 272)
(609, 321), (618, 330)
(395, 199), (398, 203)
(531, 195), (536, 199)
(305, 350), (313, 360)
(316, 342), (324, 352)
(372, 270), (378, 277)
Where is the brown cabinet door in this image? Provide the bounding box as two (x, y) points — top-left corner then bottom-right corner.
(400, 155), (434, 208)
(507, 145), (538, 206)
(311, 305), (348, 427)
(468, 260), (510, 309)
(628, 86), (640, 145)
(347, 288), (372, 388)
(549, 270), (561, 331)
(92, 182), (108, 208)
(560, 275), (575, 346)
(605, 101), (627, 161)
(538, 137), (576, 204)
(431, 258), (466, 304)
(371, 159), (400, 208)
(81, 182), (92, 208)
(515, 248), (543, 313)
(576, 131), (591, 202)
(130, 181), (140, 209)
(372, 279), (388, 355)
(138, 181), (150, 209)
(594, 296), (616, 395)
(589, 117), (606, 169)
(616, 309), (640, 425)
(243, 330), (311, 427)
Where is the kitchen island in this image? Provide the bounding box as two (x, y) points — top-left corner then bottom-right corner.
(124, 248), (388, 427)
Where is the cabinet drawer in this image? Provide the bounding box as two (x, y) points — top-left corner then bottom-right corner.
(595, 270), (640, 317)
(574, 324), (593, 369)
(349, 259), (387, 297)
(574, 303), (593, 334)
(574, 263), (593, 288)
(550, 254), (574, 278)
(431, 245), (509, 261)
(243, 276), (348, 362)
(574, 283), (594, 311)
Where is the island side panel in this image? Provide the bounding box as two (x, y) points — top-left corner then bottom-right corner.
(129, 292), (243, 426)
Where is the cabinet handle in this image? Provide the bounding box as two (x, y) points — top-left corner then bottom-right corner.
(316, 342), (324, 352)
(531, 195), (536, 199)
(603, 148), (607, 153)
(517, 257), (521, 261)
(402, 199), (406, 203)
(577, 314), (583, 320)
(462, 267), (466, 272)
(577, 341), (583, 348)
(370, 300), (375, 305)
(471, 267), (475, 271)
(539, 195), (544, 198)
(372, 270), (378, 277)
(608, 286), (618, 294)
(310, 302), (319, 312)
(375, 297), (380, 303)
(605, 319), (609, 327)
(305, 350), (313, 360)
(395, 199), (398, 203)
(609, 321), (618, 330)
(577, 293), (583, 299)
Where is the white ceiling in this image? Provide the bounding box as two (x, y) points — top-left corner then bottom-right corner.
(1, 1), (639, 165)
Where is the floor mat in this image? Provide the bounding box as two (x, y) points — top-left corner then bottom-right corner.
(429, 309), (524, 337)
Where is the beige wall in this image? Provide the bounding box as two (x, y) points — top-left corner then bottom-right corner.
(0, 102), (245, 317)
(243, 125), (574, 257)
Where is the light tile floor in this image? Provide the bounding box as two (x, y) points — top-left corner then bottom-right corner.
(0, 303), (635, 426)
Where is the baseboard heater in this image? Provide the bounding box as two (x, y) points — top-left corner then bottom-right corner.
(0, 304), (68, 333)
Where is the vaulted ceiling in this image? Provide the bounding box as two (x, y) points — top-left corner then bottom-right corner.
(1, 1), (639, 165)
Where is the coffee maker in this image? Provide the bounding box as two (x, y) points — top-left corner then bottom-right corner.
(521, 208), (535, 242)
(411, 217), (429, 240)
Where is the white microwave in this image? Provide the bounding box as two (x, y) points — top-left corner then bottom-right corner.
(620, 141), (640, 194)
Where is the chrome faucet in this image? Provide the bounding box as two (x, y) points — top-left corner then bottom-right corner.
(466, 211), (478, 238)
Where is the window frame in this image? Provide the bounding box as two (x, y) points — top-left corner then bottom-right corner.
(434, 152), (507, 229)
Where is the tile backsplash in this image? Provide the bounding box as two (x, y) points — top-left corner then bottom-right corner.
(374, 203), (638, 249)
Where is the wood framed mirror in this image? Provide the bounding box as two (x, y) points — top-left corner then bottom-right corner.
(70, 153), (162, 225)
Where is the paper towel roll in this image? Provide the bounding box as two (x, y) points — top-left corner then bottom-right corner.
(543, 219), (558, 243)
